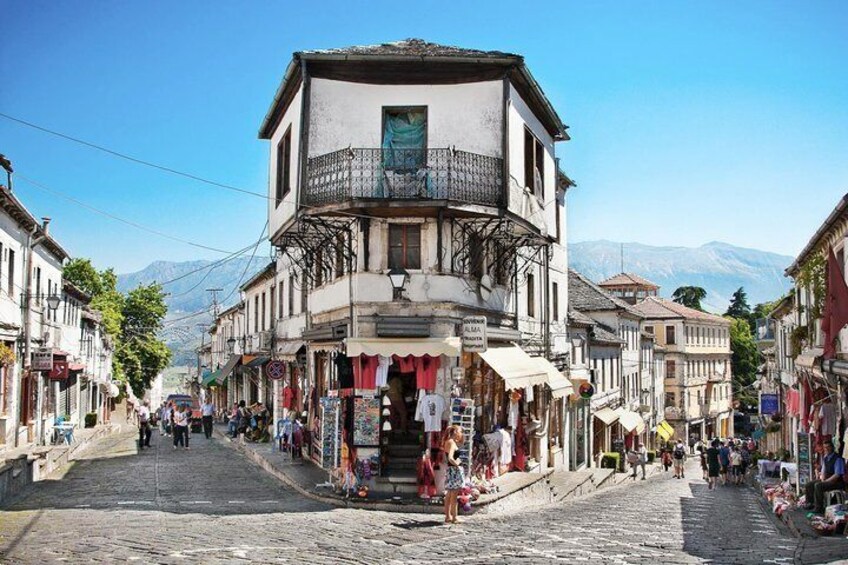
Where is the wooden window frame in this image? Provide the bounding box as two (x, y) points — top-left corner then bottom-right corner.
(388, 224), (421, 270)
(523, 127), (545, 199)
(527, 272), (536, 318)
(666, 325), (676, 345)
(552, 282), (559, 321)
(275, 126), (292, 207)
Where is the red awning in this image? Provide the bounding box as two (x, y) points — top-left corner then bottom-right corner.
(68, 363), (86, 372)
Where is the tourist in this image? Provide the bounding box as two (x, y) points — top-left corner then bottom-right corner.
(173, 404), (189, 450)
(227, 402), (239, 437)
(442, 424), (465, 524)
(161, 402), (172, 436)
(137, 400), (152, 449)
(661, 447), (672, 473)
(636, 442), (648, 480)
(718, 440), (731, 486)
(804, 439), (845, 514)
(201, 398), (215, 439)
(729, 446), (743, 485)
(705, 439), (721, 490)
(698, 445), (708, 481)
(672, 440), (687, 479)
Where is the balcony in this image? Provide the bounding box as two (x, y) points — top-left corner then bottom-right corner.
(305, 148), (503, 209)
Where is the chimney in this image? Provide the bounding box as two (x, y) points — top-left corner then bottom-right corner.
(41, 217), (51, 235)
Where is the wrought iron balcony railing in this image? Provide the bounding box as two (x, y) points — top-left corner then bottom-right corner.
(305, 148), (503, 208)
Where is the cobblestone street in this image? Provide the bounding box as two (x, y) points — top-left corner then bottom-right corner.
(1, 430), (847, 564)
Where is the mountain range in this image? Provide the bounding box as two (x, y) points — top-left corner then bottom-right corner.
(116, 240), (794, 363)
(568, 240), (793, 312)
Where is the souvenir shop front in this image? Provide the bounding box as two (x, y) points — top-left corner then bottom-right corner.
(304, 337), (463, 497)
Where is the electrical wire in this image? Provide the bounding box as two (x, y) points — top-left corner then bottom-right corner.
(17, 174), (235, 254)
(0, 112), (268, 200)
(220, 221), (269, 305)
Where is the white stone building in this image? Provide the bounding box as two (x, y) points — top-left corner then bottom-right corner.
(257, 39), (574, 481)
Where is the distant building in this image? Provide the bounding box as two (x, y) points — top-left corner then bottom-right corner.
(598, 273), (659, 305)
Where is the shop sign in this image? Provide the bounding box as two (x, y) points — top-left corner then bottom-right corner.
(451, 367), (465, 382)
(32, 347), (53, 371)
(759, 393), (779, 415)
(461, 316), (487, 352)
(797, 432), (811, 488)
(266, 360), (286, 381)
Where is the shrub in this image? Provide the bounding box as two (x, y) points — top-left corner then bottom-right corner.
(84, 412), (97, 428)
(601, 452), (622, 472)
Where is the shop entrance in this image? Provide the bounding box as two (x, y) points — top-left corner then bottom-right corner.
(381, 369), (423, 477)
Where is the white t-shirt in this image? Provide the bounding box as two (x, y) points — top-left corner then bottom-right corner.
(201, 403), (215, 416)
(137, 406), (150, 423)
(415, 394), (446, 433)
(174, 410), (189, 427)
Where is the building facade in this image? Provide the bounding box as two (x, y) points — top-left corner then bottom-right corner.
(257, 39), (575, 484)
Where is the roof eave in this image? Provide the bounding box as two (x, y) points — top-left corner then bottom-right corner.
(258, 56), (303, 140)
(785, 193), (848, 277)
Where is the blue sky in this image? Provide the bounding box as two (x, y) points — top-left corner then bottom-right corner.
(2, 1), (846, 273)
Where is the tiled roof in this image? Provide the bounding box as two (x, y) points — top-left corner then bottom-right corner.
(568, 270), (638, 315)
(300, 38), (519, 60)
(567, 309), (595, 327)
(598, 272), (659, 289)
(631, 296), (729, 325)
(591, 323), (625, 345)
(240, 261), (276, 292)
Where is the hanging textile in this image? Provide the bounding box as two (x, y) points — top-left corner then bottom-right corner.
(382, 111), (426, 169)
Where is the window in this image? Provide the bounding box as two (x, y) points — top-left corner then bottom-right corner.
(527, 273), (535, 318)
(523, 127), (545, 198)
(270, 285), (276, 325)
(254, 296), (259, 333)
(335, 234), (345, 279)
(7, 249), (14, 297)
(275, 127), (292, 206)
(665, 392), (675, 408)
(666, 360), (676, 379)
(644, 325), (654, 334)
(314, 249), (324, 287)
(666, 325), (676, 345)
(552, 282), (559, 321)
(388, 224), (421, 270)
(288, 276), (295, 316)
(300, 272), (308, 312)
(261, 292), (267, 331)
(555, 198), (561, 243)
(278, 283), (284, 318)
(35, 267), (41, 305)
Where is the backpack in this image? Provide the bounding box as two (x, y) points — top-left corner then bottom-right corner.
(673, 446), (685, 460)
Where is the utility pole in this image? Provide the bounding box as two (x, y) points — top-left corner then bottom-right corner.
(206, 288), (223, 319)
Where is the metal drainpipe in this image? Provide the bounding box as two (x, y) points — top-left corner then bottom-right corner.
(24, 223), (47, 446)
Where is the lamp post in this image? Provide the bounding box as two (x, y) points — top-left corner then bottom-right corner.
(34, 293), (62, 446)
(387, 266), (409, 300)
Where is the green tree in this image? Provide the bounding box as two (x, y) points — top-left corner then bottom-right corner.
(63, 258), (103, 297)
(90, 269), (124, 337)
(725, 287), (751, 319)
(118, 283), (171, 397)
(672, 286), (707, 311)
(727, 316), (760, 410)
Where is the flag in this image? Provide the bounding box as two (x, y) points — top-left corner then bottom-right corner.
(821, 247), (848, 358)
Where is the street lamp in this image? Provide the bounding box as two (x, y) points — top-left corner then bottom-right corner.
(46, 294), (61, 312)
(387, 266), (409, 300)
(227, 336), (236, 354)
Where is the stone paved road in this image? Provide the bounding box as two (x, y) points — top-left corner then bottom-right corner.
(2, 430), (847, 564)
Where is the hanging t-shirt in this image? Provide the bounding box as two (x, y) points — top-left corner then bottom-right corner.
(353, 355), (379, 389)
(393, 354), (416, 373)
(415, 355), (440, 391)
(283, 386), (295, 409)
(375, 355), (392, 388)
(415, 393), (446, 433)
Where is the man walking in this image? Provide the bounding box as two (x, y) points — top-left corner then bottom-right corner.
(672, 440), (687, 479)
(718, 440), (731, 486)
(804, 439), (845, 514)
(201, 398), (215, 439)
(173, 405), (189, 450)
(137, 400), (152, 449)
(161, 402), (172, 436)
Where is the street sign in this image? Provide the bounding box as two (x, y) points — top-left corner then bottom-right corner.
(759, 393), (779, 415)
(266, 360), (286, 381)
(461, 316), (487, 352)
(49, 358), (69, 381)
(32, 347), (52, 371)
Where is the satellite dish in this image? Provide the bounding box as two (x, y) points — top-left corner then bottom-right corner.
(479, 275), (492, 301)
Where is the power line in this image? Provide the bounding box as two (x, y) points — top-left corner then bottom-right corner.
(222, 221), (268, 305)
(17, 174), (235, 255)
(0, 112), (268, 200)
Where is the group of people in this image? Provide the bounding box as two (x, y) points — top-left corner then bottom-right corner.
(626, 442), (649, 480)
(698, 437), (754, 490)
(659, 441), (689, 479)
(226, 400), (271, 442)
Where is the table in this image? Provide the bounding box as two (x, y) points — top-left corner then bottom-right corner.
(780, 462), (798, 483)
(758, 459), (780, 478)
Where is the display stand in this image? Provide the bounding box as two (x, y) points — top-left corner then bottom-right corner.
(449, 397), (474, 476)
(315, 397), (341, 490)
